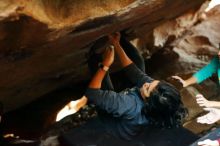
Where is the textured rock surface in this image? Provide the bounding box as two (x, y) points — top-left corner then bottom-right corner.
(138, 5), (217, 74)
(0, 0), (207, 112)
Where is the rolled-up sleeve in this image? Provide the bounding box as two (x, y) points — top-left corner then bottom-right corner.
(122, 63), (153, 87)
(85, 88), (136, 118)
(193, 56), (219, 83)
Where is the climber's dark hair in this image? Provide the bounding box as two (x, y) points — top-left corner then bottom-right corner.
(143, 81), (187, 128)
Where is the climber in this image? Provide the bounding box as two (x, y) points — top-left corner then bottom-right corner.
(59, 32), (187, 143)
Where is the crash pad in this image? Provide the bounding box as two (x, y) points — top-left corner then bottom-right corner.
(59, 117), (199, 146)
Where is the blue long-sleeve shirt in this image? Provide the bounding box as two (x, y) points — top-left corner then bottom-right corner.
(193, 56), (220, 84)
(85, 63), (154, 140)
